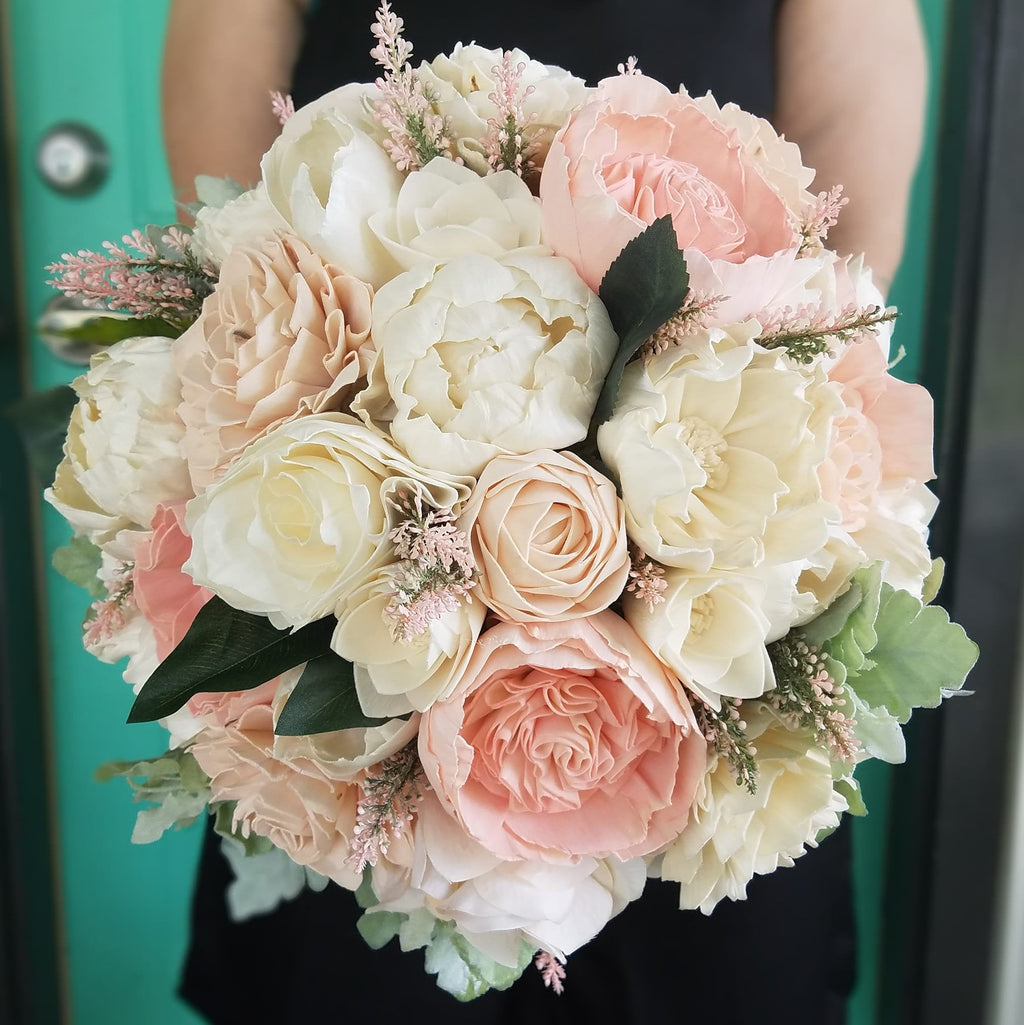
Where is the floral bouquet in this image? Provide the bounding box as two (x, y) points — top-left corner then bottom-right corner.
(42, 3), (976, 1000)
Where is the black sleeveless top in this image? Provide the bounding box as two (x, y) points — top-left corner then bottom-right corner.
(181, 5), (856, 1022)
(291, 0), (780, 118)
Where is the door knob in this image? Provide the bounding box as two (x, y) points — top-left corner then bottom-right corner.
(35, 122), (109, 197)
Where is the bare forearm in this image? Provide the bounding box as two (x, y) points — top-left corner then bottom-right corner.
(774, 0), (927, 292)
(162, 0), (307, 204)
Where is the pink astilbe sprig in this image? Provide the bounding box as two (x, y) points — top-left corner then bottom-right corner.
(83, 562), (135, 650)
(625, 544), (668, 612)
(484, 52), (538, 177)
(369, 1), (454, 171)
(693, 696), (760, 794)
(46, 226), (216, 330)
(757, 301), (898, 365)
(641, 290), (727, 359)
(767, 635), (860, 764)
(796, 185), (849, 254)
(534, 951), (566, 995)
(269, 90), (296, 125)
(384, 490), (477, 642)
(347, 742), (426, 872)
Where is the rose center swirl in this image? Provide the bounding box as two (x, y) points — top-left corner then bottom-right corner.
(462, 669), (649, 814)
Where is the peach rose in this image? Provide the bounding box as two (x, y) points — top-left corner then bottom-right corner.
(540, 75), (795, 291)
(174, 234), (374, 492)
(459, 450), (630, 622)
(189, 702), (362, 889)
(132, 502), (212, 661)
(419, 613), (706, 862)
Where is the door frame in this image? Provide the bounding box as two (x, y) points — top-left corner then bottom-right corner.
(0, 0), (65, 1021)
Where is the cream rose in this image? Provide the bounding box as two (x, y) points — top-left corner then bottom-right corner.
(656, 705), (847, 913)
(331, 566), (486, 717)
(174, 233), (374, 491)
(355, 251), (617, 476)
(184, 414), (472, 630)
(368, 157), (543, 271)
(261, 83), (402, 288)
(418, 44), (589, 175)
(459, 450), (630, 622)
(46, 336), (192, 558)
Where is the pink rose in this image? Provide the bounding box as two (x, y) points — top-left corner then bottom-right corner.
(459, 450), (630, 622)
(540, 75), (795, 291)
(189, 703), (362, 889)
(133, 502), (212, 660)
(419, 613), (706, 862)
(174, 233), (374, 491)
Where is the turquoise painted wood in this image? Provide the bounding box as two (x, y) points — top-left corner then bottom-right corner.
(7, 2), (203, 1023)
(4, 1), (948, 1022)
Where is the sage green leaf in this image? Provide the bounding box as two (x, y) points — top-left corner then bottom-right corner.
(193, 175), (245, 210)
(357, 910), (406, 951)
(211, 802), (273, 856)
(803, 564), (883, 673)
(844, 688), (907, 764)
(835, 775), (868, 817)
(424, 921), (532, 1002)
(52, 535), (104, 597)
(127, 596), (335, 723)
(274, 652), (391, 735)
(843, 584), (978, 723)
(3, 384), (76, 484)
(575, 216), (689, 463)
(49, 314), (178, 346)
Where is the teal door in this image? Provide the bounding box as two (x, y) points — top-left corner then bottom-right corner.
(1, 1), (950, 1023)
(5, 2), (203, 1023)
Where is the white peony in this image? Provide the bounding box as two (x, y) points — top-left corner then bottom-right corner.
(418, 44), (589, 175)
(332, 567), (486, 717)
(191, 182), (290, 267)
(624, 568), (779, 705)
(655, 705), (847, 914)
(45, 336), (192, 559)
(368, 157), (543, 272)
(598, 325), (840, 574)
(261, 83), (403, 288)
(369, 791), (646, 966)
(355, 251), (617, 476)
(184, 413), (472, 630)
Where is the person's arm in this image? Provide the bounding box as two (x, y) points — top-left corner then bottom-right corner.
(162, 0), (308, 205)
(773, 0), (928, 292)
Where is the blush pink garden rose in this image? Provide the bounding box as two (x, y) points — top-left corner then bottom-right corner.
(189, 702), (363, 889)
(540, 74), (796, 291)
(132, 501), (212, 661)
(807, 333), (937, 601)
(174, 234), (374, 492)
(459, 450), (631, 622)
(419, 612), (706, 862)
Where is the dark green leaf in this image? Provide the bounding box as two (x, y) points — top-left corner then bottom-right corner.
(127, 597), (335, 723)
(576, 216), (689, 463)
(50, 314), (178, 346)
(3, 385), (76, 484)
(275, 652), (391, 735)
